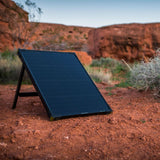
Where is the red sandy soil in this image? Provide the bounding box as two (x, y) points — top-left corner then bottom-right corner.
(0, 84), (160, 160)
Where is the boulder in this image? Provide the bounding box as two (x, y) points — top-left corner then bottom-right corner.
(88, 23), (160, 61)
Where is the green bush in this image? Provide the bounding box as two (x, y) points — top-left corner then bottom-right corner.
(129, 55), (160, 92)
(0, 49), (17, 60)
(115, 81), (132, 88)
(91, 57), (117, 67)
(91, 57), (128, 74)
(0, 51), (30, 84)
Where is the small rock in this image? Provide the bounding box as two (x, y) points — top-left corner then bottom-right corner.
(11, 138), (16, 143)
(128, 117), (132, 120)
(64, 136), (69, 139)
(0, 142), (7, 147)
(17, 146), (21, 149)
(18, 121), (24, 126)
(33, 102), (40, 106)
(108, 117), (117, 124)
(34, 146), (38, 150)
(34, 130), (40, 135)
(16, 120), (23, 126)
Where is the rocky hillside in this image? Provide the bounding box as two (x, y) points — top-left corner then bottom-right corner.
(88, 23), (160, 61)
(0, 0), (92, 52)
(1, 0), (160, 62)
(0, 0), (28, 51)
(30, 23), (92, 51)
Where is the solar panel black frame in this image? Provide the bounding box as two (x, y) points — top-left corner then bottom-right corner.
(14, 49), (112, 120)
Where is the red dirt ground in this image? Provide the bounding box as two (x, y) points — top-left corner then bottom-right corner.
(0, 84), (160, 160)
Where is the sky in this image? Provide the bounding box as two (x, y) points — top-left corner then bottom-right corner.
(12, 0), (160, 28)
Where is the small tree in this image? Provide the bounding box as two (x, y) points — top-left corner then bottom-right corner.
(10, 0), (43, 49)
(129, 49), (160, 96)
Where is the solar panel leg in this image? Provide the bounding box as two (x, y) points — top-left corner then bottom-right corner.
(12, 64), (25, 109)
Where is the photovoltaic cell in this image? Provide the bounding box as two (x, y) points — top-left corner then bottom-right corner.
(18, 49), (112, 119)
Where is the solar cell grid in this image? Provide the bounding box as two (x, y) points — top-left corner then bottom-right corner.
(16, 49), (112, 119)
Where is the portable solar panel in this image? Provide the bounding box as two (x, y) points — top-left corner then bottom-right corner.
(12, 49), (112, 120)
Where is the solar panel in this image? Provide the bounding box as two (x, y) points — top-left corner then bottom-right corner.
(16, 49), (112, 119)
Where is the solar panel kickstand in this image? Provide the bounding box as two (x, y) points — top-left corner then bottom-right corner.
(12, 64), (38, 109)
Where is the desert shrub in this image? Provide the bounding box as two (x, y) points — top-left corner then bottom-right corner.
(89, 71), (112, 83)
(90, 59), (102, 67)
(91, 57), (128, 74)
(85, 66), (112, 83)
(59, 36), (64, 42)
(129, 55), (160, 92)
(112, 63), (127, 74)
(83, 34), (87, 39)
(0, 57), (21, 83)
(0, 51), (30, 84)
(91, 57), (117, 67)
(73, 27), (79, 32)
(0, 49), (17, 60)
(115, 80), (132, 88)
(67, 35), (72, 39)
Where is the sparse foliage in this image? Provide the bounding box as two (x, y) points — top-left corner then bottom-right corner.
(91, 57), (128, 74)
(16, 0), (43, 22)
(11, 0), (43, 49)
(0, 51), (30, 83)
(85, 66), (112, 83)
(129, 51), (160, 95)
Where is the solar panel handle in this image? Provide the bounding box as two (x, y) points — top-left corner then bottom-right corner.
(12, 64), (25, 109)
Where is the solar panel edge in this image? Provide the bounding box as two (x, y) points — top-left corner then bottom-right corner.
(72, 53), (112, 113)
(18, 49), (53, 118)
(17, 49), (82, 119)
(17, 49), (112, 119)
(18, 48), (77, 56)
(50, 111), (111, 121)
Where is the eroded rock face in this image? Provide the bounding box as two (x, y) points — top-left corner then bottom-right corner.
(0, 0), (28, 23)
(30, 23), (92, 52)
(88, 23), (160, 61)
(0, 0), (28, 51)
(2, 0), (160, 63)
(0, 0), (92, 52)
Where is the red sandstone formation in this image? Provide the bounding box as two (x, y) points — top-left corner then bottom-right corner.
(31, 23), (92, 52)
(88, 23), (160, 61)
(1, 0), (160, 62)
(0, 0), (28, 51)
(0, 0), (92, 53)
(0, 0), (92, 65)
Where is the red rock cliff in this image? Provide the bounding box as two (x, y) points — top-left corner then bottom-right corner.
(0, 0), (28, 51)
(0, 0), (92, 52)
(88, 23), (160, 61)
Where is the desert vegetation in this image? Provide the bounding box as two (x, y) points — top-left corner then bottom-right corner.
(0, 50), (30, 84)
(86, 57), (129, 85)
(0, 50), (126, 84)
(1, 49), (160, 97)
(1, 49), (160, 94)
(129, 50), (160, 96)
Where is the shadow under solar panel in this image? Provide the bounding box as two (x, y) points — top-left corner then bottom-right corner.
(12, 49), (112, 120)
